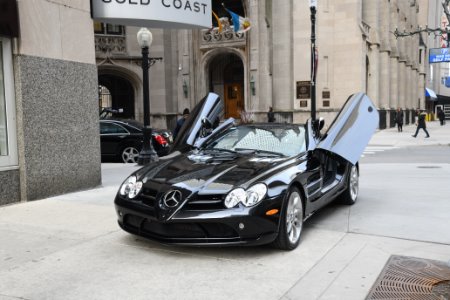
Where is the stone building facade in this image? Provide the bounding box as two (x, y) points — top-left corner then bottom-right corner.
(96, 0), (428, 131)
(1, 0), (101, 204)
(0, 0), (436, 204)
(423, 0), (450, 118)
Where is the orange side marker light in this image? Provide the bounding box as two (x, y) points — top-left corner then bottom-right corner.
(266, 209), (279, 216)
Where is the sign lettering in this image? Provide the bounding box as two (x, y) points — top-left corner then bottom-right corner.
(91, 0), (211, 29)
(429, 48), (450, 63)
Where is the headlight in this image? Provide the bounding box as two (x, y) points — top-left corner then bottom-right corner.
(119, 175), (143, 199)
(224, 184), (267, 208)
(224, 188), (246, 208)
(244, 183), (267, 206)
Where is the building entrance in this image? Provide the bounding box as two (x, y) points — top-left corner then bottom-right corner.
(98, 74), (135, 119)
(208, 53), (244, 119)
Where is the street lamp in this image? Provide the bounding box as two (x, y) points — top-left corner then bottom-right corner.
(309, 0), (317, 122)
(137, 27), (159, 165)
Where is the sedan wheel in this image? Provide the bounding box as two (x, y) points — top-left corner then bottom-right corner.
(339, 164), (359, 205)
(273, 187), (304, 250)
(121, 146), (139, 164)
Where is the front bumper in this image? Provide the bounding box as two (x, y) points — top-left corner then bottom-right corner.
(114, 194), (284, 246)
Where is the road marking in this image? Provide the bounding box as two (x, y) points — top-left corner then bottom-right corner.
(362, 146), (399, 157)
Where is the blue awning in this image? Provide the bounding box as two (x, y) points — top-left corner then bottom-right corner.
(425, 88), (437, 99)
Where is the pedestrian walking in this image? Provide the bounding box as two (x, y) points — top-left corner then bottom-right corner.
(395, 107), (404, 132)
(437, 107), (445, 126)
(412, 110), (430, 138)
(267, 106), (275, 123)
(173, 108), (190, 139)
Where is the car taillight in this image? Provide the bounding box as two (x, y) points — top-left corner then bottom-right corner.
(154, 134), (168, 145)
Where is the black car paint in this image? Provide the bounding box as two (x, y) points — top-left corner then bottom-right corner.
(115, 125), (351, 246)
(114, 92), (378, 247)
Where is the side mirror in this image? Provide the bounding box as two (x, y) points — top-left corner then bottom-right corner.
(200, 117), (213, 138)
(312, 117), (325, 137)
(318, 117), (325, 131)
(201, 117), (213, 129)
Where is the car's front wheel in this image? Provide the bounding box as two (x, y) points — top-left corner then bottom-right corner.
(273, 187), (304, 250)
(339, 164), (359, 205)
(121, 146), (139, 164)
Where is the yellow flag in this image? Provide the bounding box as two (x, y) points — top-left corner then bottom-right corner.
(212, 11), (222, 33)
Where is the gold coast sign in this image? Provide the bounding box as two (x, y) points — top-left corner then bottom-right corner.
(91, 0), (211, 29)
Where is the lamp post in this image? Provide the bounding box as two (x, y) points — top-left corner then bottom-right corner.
(309, 0), (317, 122)
(137, 27), (158, 165)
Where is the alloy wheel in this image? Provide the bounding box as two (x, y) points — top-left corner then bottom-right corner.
(349, 165), (359, 201)
(286, 191), (303, 244)
(122, 147), (139, 164)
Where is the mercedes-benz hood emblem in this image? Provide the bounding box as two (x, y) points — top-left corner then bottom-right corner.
(162, 190), (182, 208)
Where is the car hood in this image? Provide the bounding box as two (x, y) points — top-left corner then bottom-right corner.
(136, 151), (292, 194)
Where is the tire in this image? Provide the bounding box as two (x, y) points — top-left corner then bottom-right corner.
(273, 187), (304, 250)
(121, 146), (140, 164)
(339, 164), (359, 205)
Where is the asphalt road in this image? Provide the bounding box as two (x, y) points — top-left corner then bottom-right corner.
(361, 144), (450, 164)
(1, 128), (450, 300)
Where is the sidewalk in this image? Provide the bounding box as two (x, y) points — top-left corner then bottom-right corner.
(0, 123), (449, 300)
(369, 120), (450, 147)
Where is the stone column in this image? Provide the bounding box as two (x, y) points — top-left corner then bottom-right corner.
(397, 13), (407, 109)
(15, 0), (101, 201)
(389, 0), (399, 109)
(379, 0), (391, 109)
(248, 0), (259, 113)
(390, 58), (399, 108)
(271, 0), (293, 111)
(363, 0), (380, 108)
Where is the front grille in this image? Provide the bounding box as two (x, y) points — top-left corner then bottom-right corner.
(142, 221), (206, 238)
(122, 213), (239, 241)
(123, 214), (145, 230)
(185, 194), (225, 210)
(140, 187), (158, 209)
(141, 221), (238, 239)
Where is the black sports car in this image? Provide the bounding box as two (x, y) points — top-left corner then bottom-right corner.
(114, 92), (379, 250)
(100, 119), (172, 163)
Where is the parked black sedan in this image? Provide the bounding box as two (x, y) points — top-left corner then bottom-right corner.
(100, 119), (171, 163)
(114, 92), (379, 250)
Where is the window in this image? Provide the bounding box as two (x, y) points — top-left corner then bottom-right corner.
(0, 37), (18, 168)
(205, 125), (306, 157)
(93, 22), (125, 36)
(100, 122), (129, 135)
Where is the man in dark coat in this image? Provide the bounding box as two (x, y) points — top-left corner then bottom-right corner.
(173, 108), (190, 139)
(412, 110), (430, 138)
(267, 107), (275, 123)
(395, 107), (404, 132)
(437, 107), (445, 126)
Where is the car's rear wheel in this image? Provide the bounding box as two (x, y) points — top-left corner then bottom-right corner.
(121, 146), (139, 164)
(339, 164), (359, 205)
(273, 187), (304, 250)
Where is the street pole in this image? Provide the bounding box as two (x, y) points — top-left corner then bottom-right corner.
(310, 0), (317, 122)
(137, 28), (158, 165)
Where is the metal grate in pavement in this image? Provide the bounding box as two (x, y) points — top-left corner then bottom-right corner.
(366, 255), (450, 299)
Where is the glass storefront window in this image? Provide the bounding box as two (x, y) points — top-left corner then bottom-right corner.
(0, 41), (8, 156)
(0, 37), (17, 167)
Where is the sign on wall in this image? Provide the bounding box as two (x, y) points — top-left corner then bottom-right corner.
(429, 48), (450, 63)
(91, 0), (212, 29)
(296, 81), (311, 99)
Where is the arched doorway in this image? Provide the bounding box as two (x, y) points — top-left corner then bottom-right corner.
(208, 53), (244, 119)
(98, 74), (134, 119)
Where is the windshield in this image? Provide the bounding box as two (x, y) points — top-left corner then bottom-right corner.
(203, 124), (306, 157)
